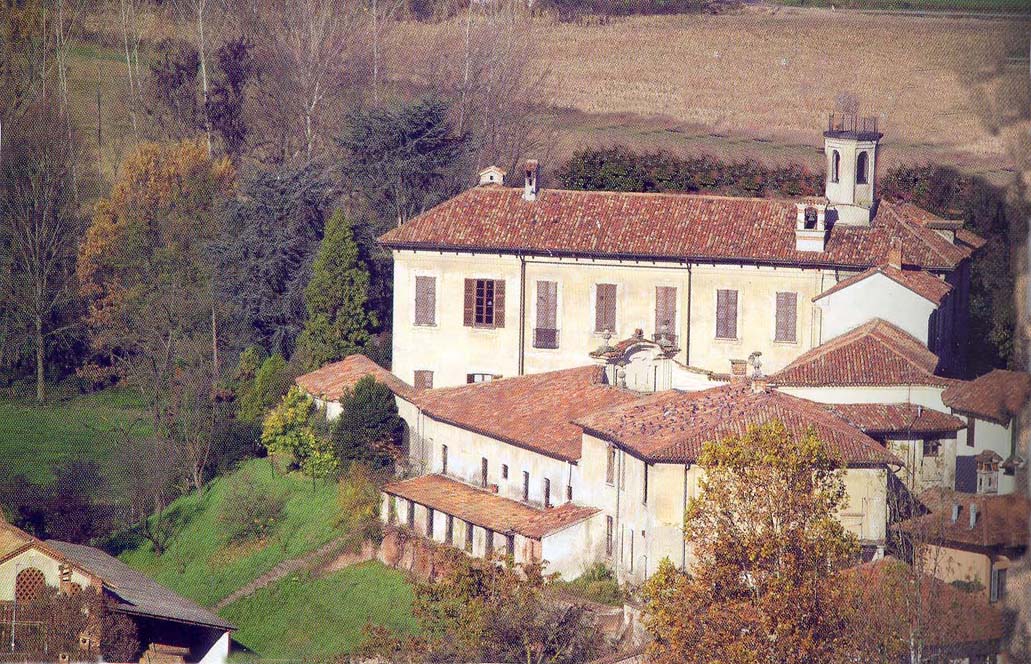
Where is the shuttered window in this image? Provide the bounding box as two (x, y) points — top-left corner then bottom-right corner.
(414, 370), (433, 390)
(595, 283), (617, 333)
(775, 292), (797, 343)
(414, 276), (436, 326)
(534, 280), (559, 348)
(464, 279), (505, 328)
(655, 286), (677, 342)
(716, 289), (738, 339)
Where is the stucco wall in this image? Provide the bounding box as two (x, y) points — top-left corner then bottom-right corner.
(779, 385), (948, 412)
(920, 543), (992, 598)
(888, 436), (958, 493)
(816, 272), (939, 346)
(0, 547), (96, 600)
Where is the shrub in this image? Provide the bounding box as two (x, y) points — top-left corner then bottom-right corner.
(557, 563), (627, 606)
(218, 466), (287, 543)
(238, 353), (292, 423)
(337, 463), (384, 542)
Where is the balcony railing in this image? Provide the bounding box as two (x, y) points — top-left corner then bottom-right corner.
(826, 112), (879, 135)
(533, 328), (559, 349)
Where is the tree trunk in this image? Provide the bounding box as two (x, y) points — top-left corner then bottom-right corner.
(197, 0), (213, 156)
(35, 315), (45, 403)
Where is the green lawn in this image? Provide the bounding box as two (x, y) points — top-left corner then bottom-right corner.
(120, 459), (344, 607)
(221, 561), (416, 661)
(0, 387), (148, 484)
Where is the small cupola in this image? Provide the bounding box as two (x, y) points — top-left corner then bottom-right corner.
(823, 111), (882, 226)
(523, 159), (539, 202)
(795, 200), (828, 252)
(478, 165), (506, 186)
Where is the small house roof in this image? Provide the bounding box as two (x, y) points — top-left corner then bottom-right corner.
(894, 489), (1029, 550)
(823, 403), (965, 436)
(941, 369), (1031, 425)
(296, 354), (416, 402)
(813, 264), (952, 305)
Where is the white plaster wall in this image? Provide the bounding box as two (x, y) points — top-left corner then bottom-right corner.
(541, 514), (607, 580)
(817, 272), (938, 346)
(954, 417), (1012, 461)
(887, 436), (958, 493)
(779, 385), (948, 412)
(197, 632), (231, 664)
(0, 548), (94, 599)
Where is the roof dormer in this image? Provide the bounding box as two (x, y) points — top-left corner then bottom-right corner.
(477, 165), (506, 187)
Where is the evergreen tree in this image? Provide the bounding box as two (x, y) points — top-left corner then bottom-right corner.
(331, 376), (401, 468)
(295, 209), (377, 371)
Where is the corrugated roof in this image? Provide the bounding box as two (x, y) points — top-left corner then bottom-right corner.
(43, 540), (234, 631)
(813, 264), (952, 305)
(772, 319), (950, 387)
(942, 369), (1031, 425)
(575, 382), (899, 466)
(383, 474), (599, 539)
(379, 187), (973, 271)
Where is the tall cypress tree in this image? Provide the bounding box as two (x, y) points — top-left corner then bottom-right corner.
(295, 209), (377, 371)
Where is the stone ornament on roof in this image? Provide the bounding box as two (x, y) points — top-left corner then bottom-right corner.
(590, 328), (680, 364)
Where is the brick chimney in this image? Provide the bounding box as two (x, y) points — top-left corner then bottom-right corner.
(887, 238), (903, 269)
(523, 159), (539, 202)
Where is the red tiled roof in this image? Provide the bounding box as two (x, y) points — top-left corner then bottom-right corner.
(848, 557), (1006, 647)
(771, 319), (950, 387)
(895, 489), (1029, 550)
(413, 365), (639, 462)
(956, 227), (987, 250)
(942, 369), (1031, 425)
(813, 264), (952, 305)
(575, 382), (899, 466)
(296, 354), (415, 402)
(379, 188), (972, 271)
(383, 474), (599, 539)
(825, 403), (966, 436)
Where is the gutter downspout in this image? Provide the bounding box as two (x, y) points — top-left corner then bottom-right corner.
(685, 263), (692, 366)
(682, 462), (691, 569)
(615, 448), (623, 577)
(518, 255), (526, 375)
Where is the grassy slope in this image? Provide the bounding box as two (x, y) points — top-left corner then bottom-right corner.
(221, 562), (417, 660)
(0, 388), (148, 484)
(119, 458), (343, 607)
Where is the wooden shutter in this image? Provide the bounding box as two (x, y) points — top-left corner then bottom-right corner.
(493, 280), (505, 328)
(775, 292), (797, 342)
(536, 281), (557, 329)
(463, 279), (475, 327)
(716, 289), (738, 339)
(415, 276), (435, 325)
(595, 283), (617, 333)
(655, 286), (677, 339)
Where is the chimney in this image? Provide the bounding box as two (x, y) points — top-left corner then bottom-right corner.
(523, 159), (539, 202)
(730, 359), (748, 381)
(795, 202), (828, 252)
(951, 503), (960, 523)
(969, 503), (978, 529)
(887, 238), (903, 269)
(478, 165), (506, 187)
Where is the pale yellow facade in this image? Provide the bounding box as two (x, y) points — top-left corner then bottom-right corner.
(392, 250), (842, 388)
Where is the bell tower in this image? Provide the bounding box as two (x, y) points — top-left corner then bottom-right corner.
(824, 112), (882, 225)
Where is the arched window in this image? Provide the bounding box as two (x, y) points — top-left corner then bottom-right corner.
(856, 151), (869, 184)
(830, 150), (840, 183)
(15, 567), (46, 604)
(804, 207), (818, 229)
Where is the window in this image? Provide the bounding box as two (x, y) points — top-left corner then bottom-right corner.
(544, 478), (551, 508)
(407, 501), (415, 528)
(606, 516), (614, 556)
(441, 445), (448, 474)
(414, 276), (436, 325)
(464, 278), (505, 328)
(501, 464), (509, 479)
(967, 417), (976, 447)
(414, 370), (433, 390)
(716, 289), (738, 339)
(923, 440), (940, 457)
(426, 508), (434, 538)
(775, 292), (797, 343)
(446, 515), (454, 545)
(506, 534), (515, 556)
(856, 151), (869, 184)
(481, 457), (488, 488)
(467, 373), (495, 383)
(535, 280), (559, 348)
(485, 529), (494, 556)
(465, 522), (474, 552)
(595, 283), (617, 334)
(522, 471), (530, 501)
(830, 150), (840, 183)
(655, 286), (677, 343)
(566, 484), (573, 502)
(643, 463), (649, 505)
(606, 445), (616, 485)
(990, 567), (1007, 603)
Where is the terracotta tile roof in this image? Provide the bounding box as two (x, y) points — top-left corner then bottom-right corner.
(771, 319), (950, 387)
(894, 488), (1029, 550)
(942, 369), (1031, 425)
(575, 382), (899, 466)
(825, 403), (966, 436)
(379, 187), (972, 271)
(956, 227), (987, 250)
(813, 264), (952, 305)
(296, 354), (415, 402)
(848, 557), (1005, 647)
(412, 365), (639, 462)
(0, 521), (32, 559)
(383, 474), (599, 539)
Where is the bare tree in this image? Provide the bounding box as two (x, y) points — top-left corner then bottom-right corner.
(116, 0), (145, 136)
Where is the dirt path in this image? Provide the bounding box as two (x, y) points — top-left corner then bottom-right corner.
(213, 536), (373, 610)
